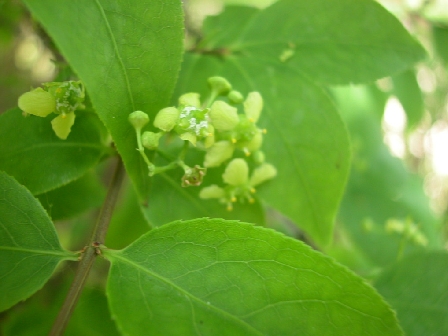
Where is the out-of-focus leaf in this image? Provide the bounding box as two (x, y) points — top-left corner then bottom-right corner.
(374, 251), (448, 336)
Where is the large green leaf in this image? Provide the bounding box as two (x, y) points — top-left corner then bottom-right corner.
(0, 109), (108, 195)
(374, 251), (448, 336)
(0, 172), (76, 312)
(22, 0), (184, 200)
(200, 1), (425, 85)
(105, 218), (402, 335)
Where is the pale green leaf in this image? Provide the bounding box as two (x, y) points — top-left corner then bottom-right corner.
(0, 109), (108, 195)
(0, 172), (76, 312)
(105, 218), (402, 335)
(374, 251), (448, 336)
(22, 0), (185, 201)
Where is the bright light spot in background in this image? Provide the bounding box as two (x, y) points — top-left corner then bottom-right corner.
(14, 32), (55, 82)
(383, 96), (407, 158)
(425, 121), (448, 176)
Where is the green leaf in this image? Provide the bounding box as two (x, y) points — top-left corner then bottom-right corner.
(432, 24), (448, 66)
(391, 69), (424, 130)
(202, 1), (425, 85)
(374, 251), (448, 336)
(333, 85), (442, 268)
(22, 0), (184, 201)
(37, 171), (106, 220)
(0, 109), (108, 195)
(105, 218), (402, 335)
(0, 172), (76, 312)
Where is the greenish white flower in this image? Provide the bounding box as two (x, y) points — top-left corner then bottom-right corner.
(244, 92), (263, 123)
(204, 140), (234, 167)
(51, 112), (76, 140)
(154, 107), (180, 131)
(249, 163), (277, 187)
(222, 158), (249, 186)
(209, 101), (239, 131)
(18, 88), (56, 117)
(178, 92), (201, 107)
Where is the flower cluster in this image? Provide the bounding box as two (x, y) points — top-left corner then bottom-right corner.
(129, 76), (277, 210)
(18, 81), (85, 139)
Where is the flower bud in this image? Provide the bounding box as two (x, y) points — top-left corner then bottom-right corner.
(244, 92), (263, 123)
(222, 158), (249, 186)
(153, 107), (180, 131)
(204, 141), (234, 167)
(178, 92), (201, 107)
(252, 150), (265, 164)
(51, 112), (76, 140)
(18, 88), (56, 117)
(249, 163), (277, 187)
(128, 110), (149, 130)
(142, 131), (163, 150)
(199, 185), (225, 199)
(209, 101), (239, 131)
(228, 90), (244, 104)
(208, 76), (232, 96)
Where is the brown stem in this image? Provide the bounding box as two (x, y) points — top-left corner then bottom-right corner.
(49, 156), (125, 336)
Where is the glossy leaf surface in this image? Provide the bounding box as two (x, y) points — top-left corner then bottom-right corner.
(0, 172), (75, 312)
(105, 218), (402, 335)
(0, 109), (107, 195)
(374, 251), (448, 336)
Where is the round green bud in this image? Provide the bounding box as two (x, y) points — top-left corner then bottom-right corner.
(199, 185), (225, 199)
(142, 131), (163, 150)
(209, 101), (239, 131)
(228, 90), (244, 104)
(207, 76), (232, 96)
(252, 150), (266, 164)
(244, 92), (263, 123)
(204, 140), (234, 168)
(222, 158), (249, 186)
(18, 88), (56, 117)
(153, 107), (180, 131)
(249, 163), (277, 187)
(178, 92), (201, 107)
(128, 110), (149, 130)
(51, 112), (76, 140)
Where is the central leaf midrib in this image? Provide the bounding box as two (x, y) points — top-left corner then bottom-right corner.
(0, 245), (75, 258)
(94, 0), (135, 112)
(109, 252), (264, 335)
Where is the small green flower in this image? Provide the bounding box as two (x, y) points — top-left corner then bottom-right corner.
(209, 101), (239, 131)
(244, 92), (263, 123)
(44, 80), (85, 116)
(51, 112), (76, 140)
(179, 92), (201, 107)
(204, 140), (234, 167)
(18, 88), (56, 117)
(154, 107), (180, 132)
